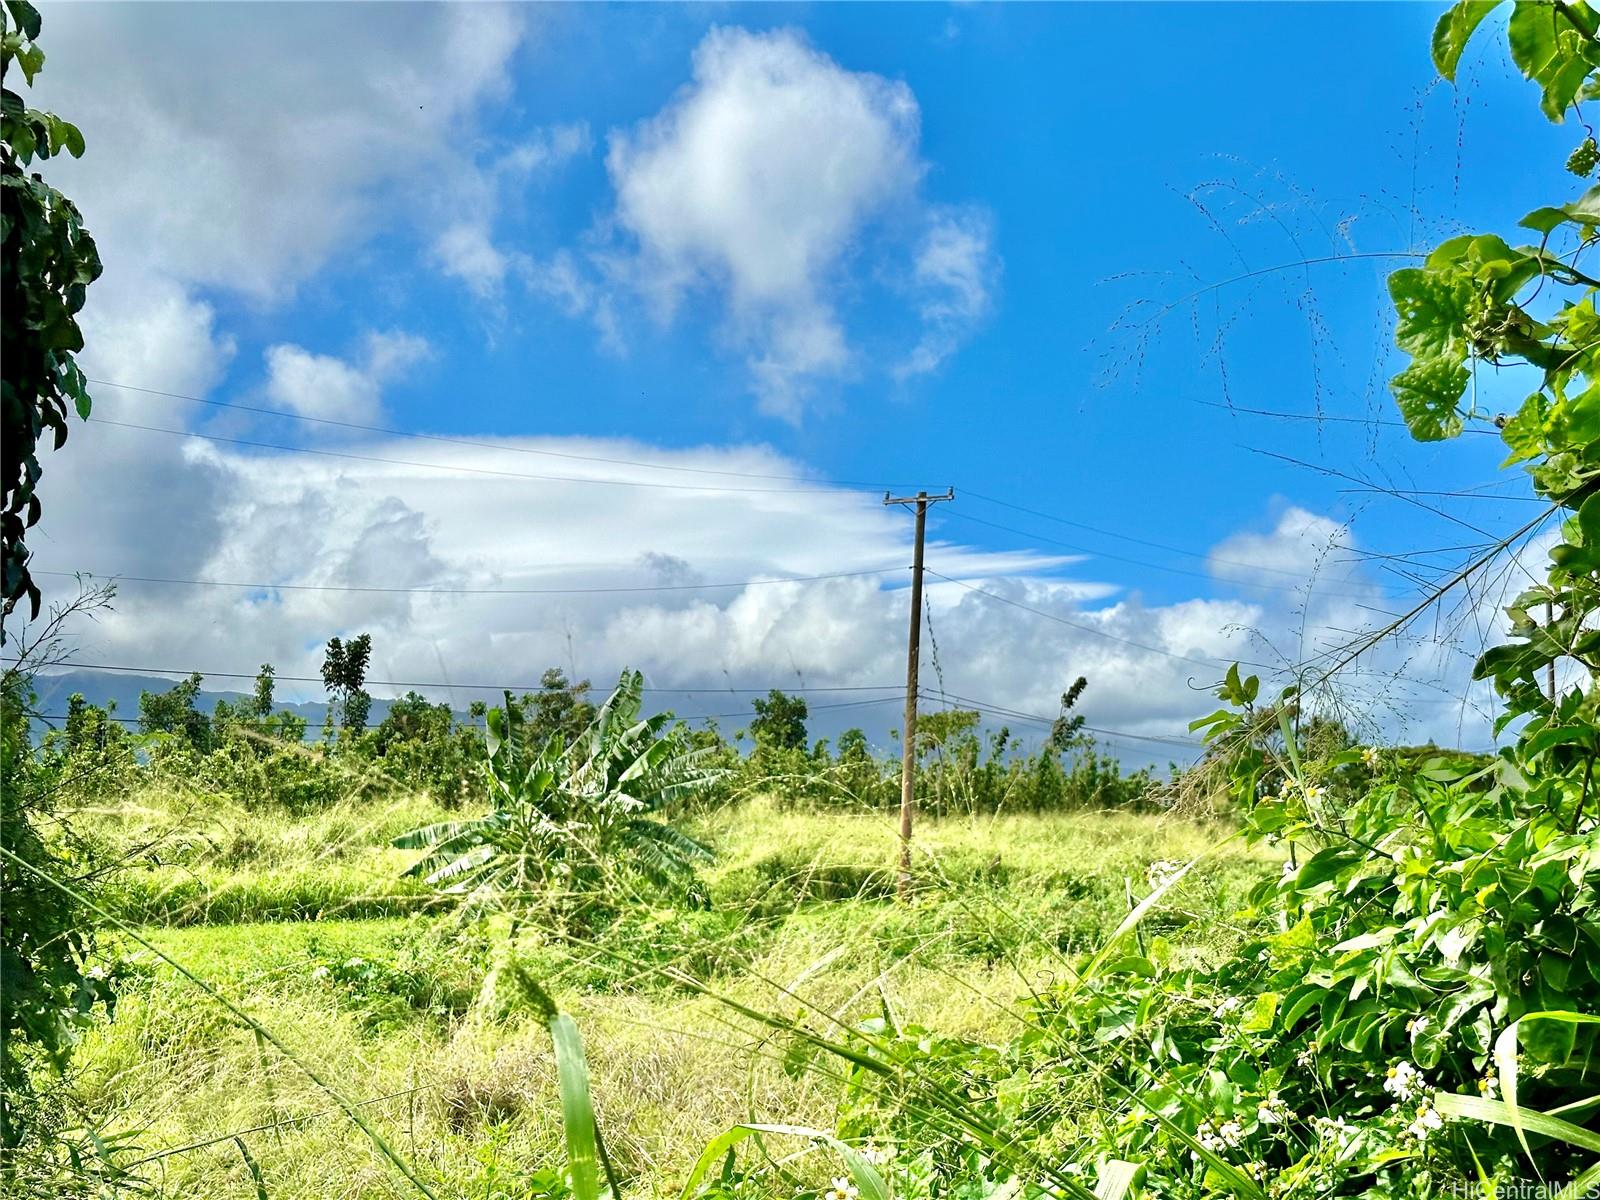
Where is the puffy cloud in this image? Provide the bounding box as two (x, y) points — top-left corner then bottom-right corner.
(531, 26), (998, 417)
(897, 206), (997, 379)
(263, 332), (431, 423)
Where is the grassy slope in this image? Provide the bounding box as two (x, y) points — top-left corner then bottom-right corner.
(70, 795), (1274, 1199)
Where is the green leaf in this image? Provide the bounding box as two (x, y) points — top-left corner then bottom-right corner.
(1389, 267), (1474, 358)
(550, 1011), (601, 1200)
(1522, 205), (1574, 234)
(1240, 991), (1279, 1034)
(1093, 1160), (1142, 1200)
(1436, 1091), (1600, 1154)
(1508, 0), (1600, 121)
(680, 1125), (889, 1200)
(1433, 0), (1506, 80)
(1390, 357), (1469, 440)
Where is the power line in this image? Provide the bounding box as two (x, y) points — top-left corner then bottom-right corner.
(1195, 398), (1498, 436)
(922, 568), (1274, 673)
(13, 659), (904, 696)
(26, 693), (906, 727)
(36, 566), (905, 597)
(88, 378), (913, 490)
(88, 417), (893, 497)
(918, 688), (1202, 750)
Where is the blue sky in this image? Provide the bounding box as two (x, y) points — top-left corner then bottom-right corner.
(20, 2), (1571, 757)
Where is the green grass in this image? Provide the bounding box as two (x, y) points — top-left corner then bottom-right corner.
(61, 794), (1276, 1199)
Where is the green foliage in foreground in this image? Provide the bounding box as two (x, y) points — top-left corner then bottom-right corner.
(1, 0), (101, 627)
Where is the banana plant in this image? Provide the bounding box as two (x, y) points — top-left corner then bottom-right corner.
(394, 670), (720, 910)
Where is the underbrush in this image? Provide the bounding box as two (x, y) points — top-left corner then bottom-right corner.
(58, 803), (1272, 1197)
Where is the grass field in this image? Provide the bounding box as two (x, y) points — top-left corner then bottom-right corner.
(66, 793), (1275, 1199)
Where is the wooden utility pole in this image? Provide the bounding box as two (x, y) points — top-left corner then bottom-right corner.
(884, 488), (954, 900)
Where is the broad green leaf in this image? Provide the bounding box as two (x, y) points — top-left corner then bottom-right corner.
(1436, 1091), (1600, 1154)
(1093, 1160), (1142, 1200)
(1391, 357), (1469, 441)
(1433, 0), (1505, 79)
(1508, 0), (1599, 121)
(1389, 267), (1474, 359)
(551, 1011), (601, 1200)
(679, 1124), (888, 1200)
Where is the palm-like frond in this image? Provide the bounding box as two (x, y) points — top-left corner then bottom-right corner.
(395, 668), (723, 909)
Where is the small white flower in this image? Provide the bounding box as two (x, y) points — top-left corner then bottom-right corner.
(1406, 1016), (1429, 1038)
(1295, 1046), (1316, 1070)
(1478, 1074), (1500, 1100)
(84, 964), (108, 981)
(1197, 1118), (1244, 1151)
(1383, 1060), (1424, 1103)
(1362, 746), (1382, 770)
(311, 965), (331, 981)
(1405, 1101), (1444, 1143)
(824, 1177), (859, 1200)
(1281, 859), (1298, 878)
(1213, 996), (1243, 1019)
(1257, 1092), (1290, 1125)
(343, 957), (364, 969)
(1302, 783), (1326, 804)
(859, 1144), (895, 1167)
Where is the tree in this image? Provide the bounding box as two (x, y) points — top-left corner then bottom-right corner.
(138, 673), (212, 751)
(520, 667), (595, 746)
(1, 1), (102, 635)
(250, 663), (275, 721)
(321, 633), (372, 731)
(1047, 676), (1089, 754)
(750, 689), (808, 750)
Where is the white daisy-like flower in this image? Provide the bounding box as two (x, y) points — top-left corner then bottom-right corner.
(1256, 1092), (1290, 1125)
(1362, 746), (1382, 770)
(1383, 1060), (1424, 1103)
(1295, 1046), (1316, 1070)
(1213, 996), (1243, 1019)
(1478, 1074), (1500, 1100)
(311, 965), (331, 981)
(1302, 783), (1326, 803)
(1197, 1118), (1244, 1151)
(84, 963), (108, 981)
(859, 1143), (895, 1167)
(1406, 1101), (1444, 1143)
(824, 1177), (859, 1200)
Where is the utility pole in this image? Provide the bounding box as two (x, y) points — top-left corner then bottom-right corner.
(884, 487), (954, 901)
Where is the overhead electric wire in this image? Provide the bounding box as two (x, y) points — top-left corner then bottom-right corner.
(917, 687), (1202, 750)
(10, 659), (904, 696)
(26, 693), (905, 727)
(1195, 398), (1498, 435)
(36, 566), (906, 597)
(87, 377), (915, 490)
